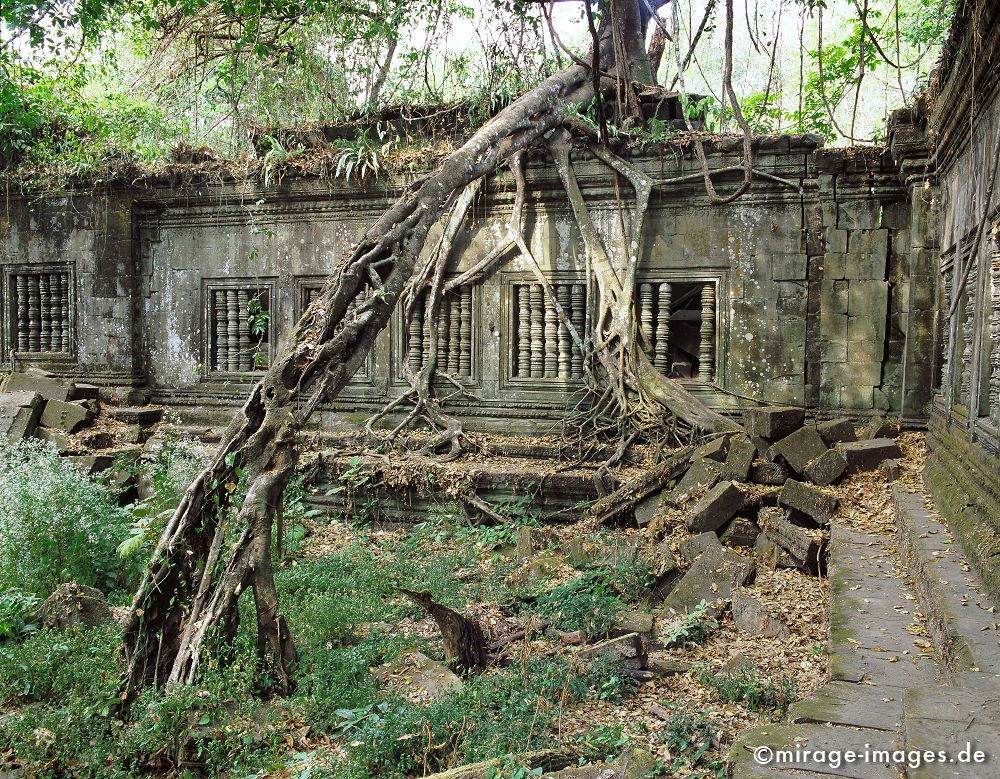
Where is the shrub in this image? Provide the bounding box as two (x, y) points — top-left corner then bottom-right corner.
(659, 599), (719, 647)
(534, 570), (627, 637)
(0, 439), (131, 596)
(694, 662), (797, 714)
(654, 703), (720, 772)
(0, 587), (40, 640)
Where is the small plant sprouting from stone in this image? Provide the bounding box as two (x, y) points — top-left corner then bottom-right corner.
(246, 295), (270, 369)
(660, 599), (719, 647)
(693, 662), (797, 714)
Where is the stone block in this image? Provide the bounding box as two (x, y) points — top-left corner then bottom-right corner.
(826, 228), (848, 253)
(721, 434), (756, 481)
(677, 532), (722, 564)
(743, 406), (805, 439)
(821, 279), (850, 314)
(718, 517), (760, 548)
(823, 252), (847, 280)
(39, 398), (93, 434)
(0, 391), (45, 442)
(860, 415), (899, 439)
(840, 383), (874, 409)
(767, 427), (829, 475)
(771, 253), (808, 280)
(686, 481), (746, 534)
(106, 406), (164, 426)
(730, 591), (790, 638)
(659, 545), (755, 616)
(837, 438), (903, 474)
(748, 461), (789, 485)
(35, 426), (71, 453)
(573, 633), (647, 670)
(802, 447), (848, 487)
(515, 526), (556, 561)
(667, 458), (721, 506)
(69, 383), (100, 401)
(67, 454), (115, 474)
(373, 651), (463, 702)
(692, 436), (728, 462)
(779, 478), (839, 525)
(1, 370), (73, 402)
(816, 418), (856, 445)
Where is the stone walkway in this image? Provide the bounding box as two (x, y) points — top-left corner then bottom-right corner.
(728, 478), (1000, 778)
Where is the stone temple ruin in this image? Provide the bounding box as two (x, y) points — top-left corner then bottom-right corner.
(2, 0), (1000, 774)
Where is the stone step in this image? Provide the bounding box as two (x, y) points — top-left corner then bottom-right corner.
(901, 685), (1000, 778)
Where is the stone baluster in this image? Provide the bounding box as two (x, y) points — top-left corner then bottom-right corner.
(961, 265), (976, 405)
(529, 284), (544, 378)
(422, 292), (432, 371)
(544, 289), (558, 378)
(639, 283), (653, 349)
(942, 268), (954, 396)
(39, 275), (51, 351)
(991, 252), (1000, 424)
(27, 275), (40, 352)
(16, 275), (29, 352)
(60, 274), (70, 353)
(654, 282), (671, 373)
(570, 284), (585, 378)
(447, 294), (461, 374)
(459, 286), (472, 376)
(556, 285), (572, 378)
(226, 290), (240, 371)
(408, 297), (424, 372)
(436, 294), (448, 368)
(699, 282), (715, 382)
(214, 291), (228, 370)
(517, 286), (530, 377)
(49, 274), (63, 352)
(239, 290), (253, 370)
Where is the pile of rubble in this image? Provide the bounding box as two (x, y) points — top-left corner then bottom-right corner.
(643, 406), (903, 582)
(0, 368), (163, 480)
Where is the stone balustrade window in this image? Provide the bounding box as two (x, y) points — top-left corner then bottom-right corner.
(510, 282), (586, 380)
(405, 285), (475, 377)
(208, 285), (272, 373)
(5, 266), (73, 355)
(635, 280), (716, 382)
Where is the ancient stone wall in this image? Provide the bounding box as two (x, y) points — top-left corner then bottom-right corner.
(1, 134), (933, 432)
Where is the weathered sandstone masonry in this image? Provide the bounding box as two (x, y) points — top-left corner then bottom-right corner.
(1, 135), (936, 432)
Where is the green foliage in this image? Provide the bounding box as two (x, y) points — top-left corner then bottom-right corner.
(0, 439), (132, 597)
(575, 723), (632, 762)
(334, 125), (398, 184)
(0, 587), (40, 641)
(653, 703), (721, 775)
(533, 569), (627, 637)
(694, 662), (797, 714)
(659, 599), (719, 648)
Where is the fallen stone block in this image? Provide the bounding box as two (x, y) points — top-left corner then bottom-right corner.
(515, 525), (555, 560)
(719, 517), (760, 548)
(749, 461), (789, 485)
(611, 612), (655, 644)
(106, 406), (164, 426)
(754, 530), (799, 569)
(816, 417), (857, 445)
(659, 545), (755, 616)
(648, 542), (682, 601)
(421, 750), (575, 779)
(632, 490), (661, 527)
(677, 532), (722, 564)
(0, 390), (44, 441)
(1, 370), (73, 402)
(759, 509), (827, 573)
(803, 447), (847, 486)
(506, 553), (567, 589)
(39, 398), (93, 434)
(721, 434), (756, 482)
(768, 426), (829, 475)
(69, 383), (100, 401)
(880, 458), (901, 482)
(373, 651), (463, 702)
(666, 458), (720, 506)
(837, 438), (903, 474)
(743, 406), (805, 439)
(81, 430), (114, 449)
(686, 480), (746, 533)
(750, 435), (775, 459)
(67, 454), (115, 474)
(35, 426), (72, 453)
(649, 657), (693, 676)
(861, 414), (898, 439)
(779, 479), (838, 525)
(573, 632), (648, 670)
(692, 435), (729, 462)
(31, 583), (113, 632)
(730, 591), (791, 638)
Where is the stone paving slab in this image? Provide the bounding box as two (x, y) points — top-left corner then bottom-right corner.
(788, 681), (904, 732)
(729, 724), (900, 779)
(902, 686), (1000, 779)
